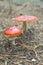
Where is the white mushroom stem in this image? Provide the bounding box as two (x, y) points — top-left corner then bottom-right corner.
(9, 37), (17, 45)
(23, 21), (27, 33)
(12, 39), (17, 45)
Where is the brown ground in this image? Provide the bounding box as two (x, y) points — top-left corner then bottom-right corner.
(0, 1), (43, 65)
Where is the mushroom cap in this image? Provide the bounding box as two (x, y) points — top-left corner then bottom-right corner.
(3, 26), (22, 37)
(12, 16), (38, 22)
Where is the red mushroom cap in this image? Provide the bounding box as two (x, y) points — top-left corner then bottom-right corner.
(3, 26), (22, 37)
(12, 16), (38, 22)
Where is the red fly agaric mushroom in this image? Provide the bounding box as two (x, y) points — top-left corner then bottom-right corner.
(12, 16), (38, 33)
(3, 26), (22, 45)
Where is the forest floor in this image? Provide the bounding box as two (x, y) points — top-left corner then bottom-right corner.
(0, 1), (43, 65)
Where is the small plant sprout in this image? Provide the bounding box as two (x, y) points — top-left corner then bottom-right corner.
(3, 26), (22, 45)
(12, 16), (38, 33)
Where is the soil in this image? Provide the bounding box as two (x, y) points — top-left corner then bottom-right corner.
(0, 1), (43, 65)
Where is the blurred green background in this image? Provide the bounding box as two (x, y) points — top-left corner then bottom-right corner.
(3, 0), (43, 4)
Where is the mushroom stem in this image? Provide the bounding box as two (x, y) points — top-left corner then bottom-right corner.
(23, 21), (26, 33)
(9, 37), (17, 45)
(12, 39), (17, 45)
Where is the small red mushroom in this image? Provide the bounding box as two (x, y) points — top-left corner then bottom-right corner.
(3, 26), (22, 45)
(12, 16), (38, 33)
